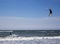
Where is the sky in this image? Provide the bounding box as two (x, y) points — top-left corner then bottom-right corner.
(0, 0), (60, 30)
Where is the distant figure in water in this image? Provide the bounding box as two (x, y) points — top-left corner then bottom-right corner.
(49, 8), (52, 16)
(10, 32), (12, 35)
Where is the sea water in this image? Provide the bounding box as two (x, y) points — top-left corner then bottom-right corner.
(0, 30), (60, 44)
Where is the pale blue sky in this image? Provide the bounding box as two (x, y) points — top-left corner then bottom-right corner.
(0, 0), (60, 17)
(0, 0), (60, 30)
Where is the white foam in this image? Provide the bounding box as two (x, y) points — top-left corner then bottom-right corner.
(0, 36), (60, 41)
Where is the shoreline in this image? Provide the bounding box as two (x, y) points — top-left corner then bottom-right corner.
(0, 36), (60, 41)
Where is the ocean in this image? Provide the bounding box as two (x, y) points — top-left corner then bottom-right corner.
(0, 30), (60, 44)
(0, 30), (60, 37)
